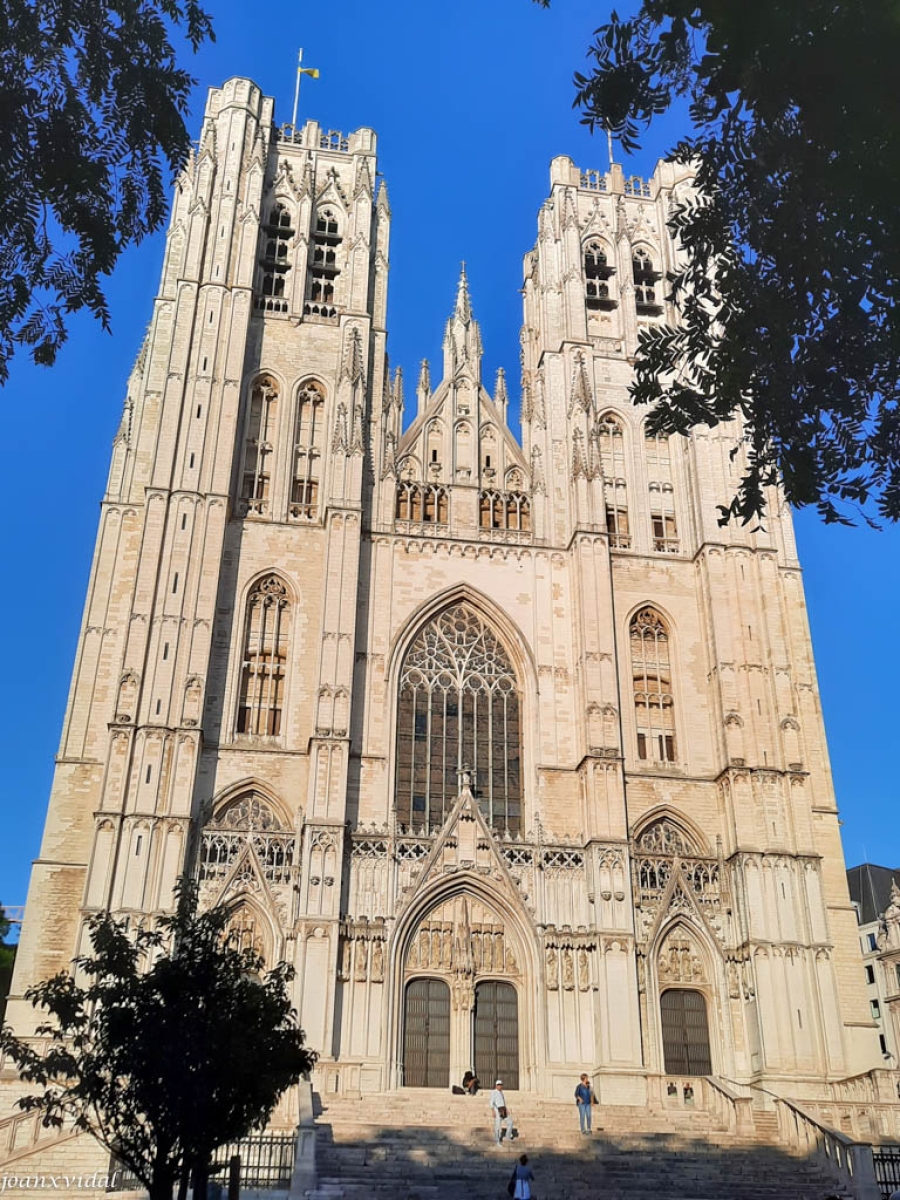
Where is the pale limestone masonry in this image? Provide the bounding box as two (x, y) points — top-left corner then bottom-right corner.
(5, 76), (895, 1131)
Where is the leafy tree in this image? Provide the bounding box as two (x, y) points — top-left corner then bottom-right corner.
(0, 0), (214, 384)
(0, 906), (16, 1021)
(0, 882), (315, 1200)
(542, 0), (900, 524)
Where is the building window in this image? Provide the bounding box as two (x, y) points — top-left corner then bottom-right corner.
(646, 430), (671, 474)
(395, 604), (522, 834)
(478, 490), (531, 532)
(396, 483), (449, 525)
(257, 203), (292, 313)
(291, 380), (325, 519)
(868, 932), (878, 952)
(650, 481), (679, 552)
(630, 607), (676, 763)
(633, 247), (661, 313)
(306, 207), (341, 318)
(240, 375), (278, 516)
(871, 999), (881, 1019)
(236, 575), (290, 737)
(896, 963), (900, 990)
(199, 791), (293, 887)
(865, 964), (876, 985)
(584, 239), (616, 309)
(597, 412), (630, 548)
(880, 1034), (888, 1055)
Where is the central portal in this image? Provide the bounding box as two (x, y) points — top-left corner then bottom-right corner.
(473, 980), (519, 1089)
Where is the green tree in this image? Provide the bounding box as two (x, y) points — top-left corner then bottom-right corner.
(0, 882), (315, 1200)
(546, 0), (900, 524)
(0, 906), (16, 1021)
(0, 0), (214, 384)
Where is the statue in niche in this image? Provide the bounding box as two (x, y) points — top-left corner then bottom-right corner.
(727, 960), (740, 999)
(431, 929), (441, 968)
(371, 940), (384, 982)
(578, 948), (590, 992)
(354, 939), (368, 982)
(340, 938), (352, 981)
(562, 947), (575, 990)
(441, 928), (452, 970)
(546, 946), (559, 990)
(407, 937), (419, 970)
(419, 929), (431, 969)
(494, 932), (504, 970)
(483, 931), (493, 971)
(505, 944), (517, 974)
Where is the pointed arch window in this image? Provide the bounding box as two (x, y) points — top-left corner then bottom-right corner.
(198, 789), (294, 886)
(584, 239), (616, 309)
(237, 575), (290, 737)
(240, 376), (278, 516)
(306, 207), (342, 318)
(291, 380), (325, 519)
(633, 248), (661, 313)
(395, 605), (522, 834)
(630, 607), (676, 763)
(650, 481), (679, 553)
(478, 490), (531, 532)
(257, 203), (293, 313)
(598, 412), (630, 548)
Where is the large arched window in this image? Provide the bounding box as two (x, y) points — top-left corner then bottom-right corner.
(291, 380), (325, 518)
(199, 790), (293, 885)
(258, 203), (292, 312)
(240, 375), (278, 516)
(583, 239), (616, 309)
(630, 607), (676, 763)
(237, 575), (290, 737)
(306, 207), (342, 317)
(632, 247), (661, 313)
(395, 605), (522, 834)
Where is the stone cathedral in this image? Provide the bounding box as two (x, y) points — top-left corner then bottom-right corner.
(7, 76), (884, 1108)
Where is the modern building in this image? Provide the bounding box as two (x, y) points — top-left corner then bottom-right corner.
(3, 76), (888, 1111)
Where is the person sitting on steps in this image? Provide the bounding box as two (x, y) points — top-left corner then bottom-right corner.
(462, 1069), (479, 1095)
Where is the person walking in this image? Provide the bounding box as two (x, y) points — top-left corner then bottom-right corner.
(490, 1079), (514, 1145)
(507, 1153), (534, 1199)
(574, 1072), (595, 1134)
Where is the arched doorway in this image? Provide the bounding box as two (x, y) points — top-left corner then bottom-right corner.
(660, 988), (712, 1076)
(474, 981), (519, 1089)
(403, 979), (451, 1087)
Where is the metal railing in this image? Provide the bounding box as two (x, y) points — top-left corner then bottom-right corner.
(108, 1132), (296, 1192)
(875, 1146), (900, 1199)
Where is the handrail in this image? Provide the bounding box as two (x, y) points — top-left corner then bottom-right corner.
(0, 1108), (75, 1168)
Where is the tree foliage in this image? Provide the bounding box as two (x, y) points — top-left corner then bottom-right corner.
(0, 0), (214, 383)
(0, 882), (315, 1200)
(548, 0), (900, 523)
(0, 906), (15, 1022)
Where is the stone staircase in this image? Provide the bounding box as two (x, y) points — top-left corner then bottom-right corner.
(307, 1088), (852, 1199)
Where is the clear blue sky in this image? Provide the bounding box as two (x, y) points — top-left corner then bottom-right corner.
(1, 0), (897, 921)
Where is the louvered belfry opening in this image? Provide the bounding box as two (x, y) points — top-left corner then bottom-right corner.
(473, 980), (519, 1090)
(403, 978), (451, 1088)
(660, 988), (713, 1076)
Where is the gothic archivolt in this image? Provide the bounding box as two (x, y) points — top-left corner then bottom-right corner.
(405, 895), (519, 979)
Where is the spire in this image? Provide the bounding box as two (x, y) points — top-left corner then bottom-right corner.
(494, 367), (509, 424)
(442, 264), (483, 385)
(455, 261), (472, 323)
(392, 365), (404, 411)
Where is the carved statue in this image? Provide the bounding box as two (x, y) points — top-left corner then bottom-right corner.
(371, 940), (384, 983)
(546, 946), (559, 990)
(562, 947), (575, 991)
(578, 948), (590, 992)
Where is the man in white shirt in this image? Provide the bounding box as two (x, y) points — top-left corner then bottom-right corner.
(489, 1079), (514, 1145)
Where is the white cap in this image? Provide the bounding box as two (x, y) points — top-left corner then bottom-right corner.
(495, 1079), (503, 1085)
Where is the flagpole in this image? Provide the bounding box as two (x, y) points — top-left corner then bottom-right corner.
(292, 47), (303, 129)
(606, 127), (616, 171)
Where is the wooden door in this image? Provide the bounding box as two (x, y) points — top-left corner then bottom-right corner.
(403, 978), (451, 1087)
(473, 981), (519, 1090)
(661, 988), (712, 1076)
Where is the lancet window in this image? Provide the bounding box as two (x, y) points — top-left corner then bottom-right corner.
(258, 203), (292, 313)
(650, 482), (679, 552)
(396, 482), (449, 525)
(240, 376), (279, 516)
(597, 412), (630, 548)
(478, 490), (531, 532)
(237, 576), (290, 737)
(395, 605), (522, 834)
(633, 247), (661, 313)
(306, 207), (341, 317)
(291, 380), (325, 519)
(630, 607), (676, 763)
(584, 239), (616, 309)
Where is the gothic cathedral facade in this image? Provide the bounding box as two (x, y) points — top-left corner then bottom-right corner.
(8, 77), (880, 1103)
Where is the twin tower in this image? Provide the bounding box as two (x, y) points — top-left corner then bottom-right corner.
(9, 77), (879, 1103)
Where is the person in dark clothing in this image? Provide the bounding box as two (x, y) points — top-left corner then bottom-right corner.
(462, 1069), (479, 1095)
(574, 1072), (595, 1134)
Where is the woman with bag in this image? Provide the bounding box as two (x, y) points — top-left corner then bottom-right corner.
(507, 1153), (535, 1199)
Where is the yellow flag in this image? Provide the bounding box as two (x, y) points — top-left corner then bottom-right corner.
(299, 67), (320, 79)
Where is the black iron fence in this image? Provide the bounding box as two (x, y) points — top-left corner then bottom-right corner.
(874, 1146), (900, 1199)
(108, 1131), (296, 1192)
